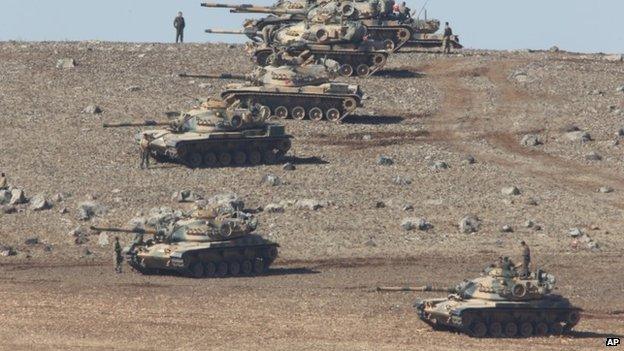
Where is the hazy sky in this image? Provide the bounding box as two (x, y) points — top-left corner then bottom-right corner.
(1, 0), (622, 53)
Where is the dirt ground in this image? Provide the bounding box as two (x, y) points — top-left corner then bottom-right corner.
(0, 42), (623, 350)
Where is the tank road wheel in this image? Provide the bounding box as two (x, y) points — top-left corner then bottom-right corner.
(519, 322), (533, 338)
(233, 151), (247, 165)
(187, 152), (203, 168)
(470, 321), (488, 338)
(204, 262), (217, 278)
(356, 64), (370, 77)
(488, 322), (503, 338)
(309, 107), (323, 121)
(534, 322), (548, 336)
(503, 322), (518, 337)
(277, 139), (292, 153)
(342, 98), (357, 112)
(292, 106), (306, 120)
(383, 39), (395, 51)
(549, 322), (563, 335)
(203, 152), (217, 167)
(189, 261), (205, 279)
(275, 106), (289, 119)
(241, 260), (253, 275)
(229, 261), (241, 276)
(248, 150), (262, 165)
(218, 152), (232, 166)
(326, 108), (342, 123)
(373, 53), (387, 67)
(339, 64), (354, 77)
(217, 262), (229, 277)
(263, 150), (277, 164)
(253, 258), (266, 275)
(397, 28), (410, 41)
(564, 311), (581, 329)
(258, 106), (271, 120)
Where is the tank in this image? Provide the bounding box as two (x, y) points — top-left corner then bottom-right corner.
(414, 265), (582, 338)
(180, 63), (363, 122)
(104, 100), (293, 167)
(91, 212), (279, 278)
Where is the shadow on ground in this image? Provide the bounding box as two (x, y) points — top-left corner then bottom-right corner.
(283, 155), (328, 165)
(375, 69), (425, 79)
(343, 115), (404, 125)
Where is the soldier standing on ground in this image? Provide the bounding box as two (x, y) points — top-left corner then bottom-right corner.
(0, 173), (7, 190)
(114, 237), (123, 274)
(139, 133), (154, 169)
(174, 12), (186, 43)
(519, 241), (531, 277)
(442, 22), (453, 54)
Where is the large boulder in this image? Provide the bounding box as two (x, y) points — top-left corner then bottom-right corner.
(0, 190), (11, 205)
(9, 189), (27, 205)
(459, 215), (481, 234)
(29, 194), (51, 211)
(76, 201), (107, 221)
(206, 193), (245, 212)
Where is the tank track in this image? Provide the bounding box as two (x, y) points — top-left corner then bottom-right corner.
(159, 136), (292, 168)
(253, 48), (389, 77)
(364, 25), (413, 52)
(418, 306), (582, 338)
(405, 36), (463, 49)
(221, 91), (361, 123)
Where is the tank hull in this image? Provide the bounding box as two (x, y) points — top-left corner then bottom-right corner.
(143, 126), (293, 168)
(405, 34), (463, 49)
(415, 297), (582, 338)
(125, 234), (279, 278)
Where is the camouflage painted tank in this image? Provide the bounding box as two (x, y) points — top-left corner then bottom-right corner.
(181, 63), (363, 122)
(104, 100), (292, 167)
(91, 212), (279, 278)
(414, 266), (582, 338)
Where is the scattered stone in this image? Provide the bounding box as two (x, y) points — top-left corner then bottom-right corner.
(533, 224), (542, 231)
(568, 227), (583, 238)
(0, 190), (10, 205)
(500, 225), (513, 233)
(70, 227), (89, 245)
(295, 199), (324, 211)
(51, 193), (66, 203)
(282, 162), (296, 171)
(82, 105), (102, 114)
(362, 134), (372, 141)
(364, 238), (377, 247)
(43, 245), (53, 253)
(431, 161), (449, 170)
(616, 85), (624, 93)
(76, 201), (107, 221)
(0, 245), (16, 257)
(56, 58), (76, 69)
(393, 176), (412, 186)
(402, 204), (414, 211)
(59, 207), (68, 214)
(198, 83), (210, 89)
(98, 232), (110, 247)
(9, 189), (27, 205)
(617, 128), (624, 137)
(206, 193), (244, 212)
(126, 86), (141, 92)
(1, 205), (17, 214)
(462, 155), (476, 165)
(524, 220), (535, 228)
(459, 215), (481, 234)
(564, 131), (592, 143)
(604, 54), (623, 62)
(501, 186), (521, 196)
(526, 198), (539, 206)
(24, 237), (39, 245)
(29, 194), (51, 211)
(261, 174), (282, 186)
(589, 89), (605, 96)
(81, 248), (93, 257)
(172, 190), (202, 203)
(377, 155), (394, 166)
(599, 186), (614, 193)
(375, 201), (386, 209)
(585, 151), (602, 161)
(264, 203), (285, 213)
(520, 134), (542, 147)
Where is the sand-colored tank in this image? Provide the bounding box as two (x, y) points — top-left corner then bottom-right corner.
(104, 100), (292, 167)
(414, 266), (582, 338)
(91, 212), (279, 278)
(181, 63), (363, 122)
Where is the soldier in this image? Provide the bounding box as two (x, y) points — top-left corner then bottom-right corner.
(519, 241), (531, 277)
(398, 2), (411, 20)
(114, 236), (123, 274)
(139, 133), (154, 169)
(0, 172), (7, 190)
(174, 11), (186, 43)
(442, 22), (453, 54)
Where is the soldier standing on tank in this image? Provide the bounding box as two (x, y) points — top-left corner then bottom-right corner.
(139, 133), (154, 169)
(442, 22), (453, 54)
(174, 12), (186, 43)
(114, 237), (123, 274)
(398, 2), (411, 20)
(0, 173), (7, 190)
(519, 241), (531, 277)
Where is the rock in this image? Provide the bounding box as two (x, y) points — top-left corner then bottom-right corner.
(568, 228), (583, 238)
(564, 131), (592, 143)
(402, 204), (414, 211)
(0, 245), (16, 257)
(404, 218), (433, 231)
(364, 238), (377, 247)
(500, 225), (513, 233)
(76, 201), (106, 221)
(526, 198), (539, 206)
(520, 134), (542, 147)
(362, 134), (372, 140)
(51, 193), (66, 203)
(377, 155), (394, 166)
(206, 193), (244, 212)
(59, 207), (68, 214)
(549, 45), (560, 52)
(393, 176), (412, 186)
(599, 186), (614, 193)
(9, 189), (27, 205)
(431, 161), (449, 170)
(264, 203), (285, 213)
(459, 215), (481, 234)
(261, 174), (282, 186)
(616, 85), (624, 93)
(56, 58), (76, 69)
(524, 220), (535, 228)
(82, 105), (102, 114)
(295, 199), (324, 211)
(0, 189), (11, 204)
(98, 232), (110, 247)
(501, 186), (521, 196)
(375, 201), (386, 209)
(172, 190), (202, 203)
(126, 86), (141, 92)
(81, 248), (93, 257)
(24, 237), (39, 245)
(462, 155), (476, 165)
(533, 224), (542, 231)
(146, 207), (182, 228)
(127, 217), (147, 231)
(29, 195), (51, 211)
(604, 54), (623, 62)
(585, 151), (602, 161)
(1, 205), (17, 214)
(282, 162), (296, 171)
(617, 129), (624, 137)
(70, 227), (89, 245)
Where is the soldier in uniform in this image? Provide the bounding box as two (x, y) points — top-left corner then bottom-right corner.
(398, 2), (411, 20)
(139, 133), (154, 169)
(519, 241), (531, 277)
(174, 12), (186, 43)
(0, 173), (7, 190)
(442, 22), (453, 54)
(114, 237), (123, 274)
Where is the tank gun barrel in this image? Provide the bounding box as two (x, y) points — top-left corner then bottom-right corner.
(102, 120), (169, 128)
(205, 29), (248, 35)
(376, 285), (455, 293)
(178, 72), (249, 80)
(90, 226), (158, 235)
(201, 2), (306, 15)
